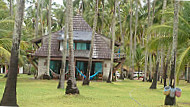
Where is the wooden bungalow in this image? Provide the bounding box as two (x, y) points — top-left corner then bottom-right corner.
(29, 14), (125, 80)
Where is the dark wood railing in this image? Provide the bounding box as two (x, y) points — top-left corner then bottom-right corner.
(114, 53), (126, 59)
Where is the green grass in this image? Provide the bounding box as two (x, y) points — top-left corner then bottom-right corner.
(0, 74), (190, 107)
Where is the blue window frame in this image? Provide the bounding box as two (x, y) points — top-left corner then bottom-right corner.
(76, 43), (90, 50)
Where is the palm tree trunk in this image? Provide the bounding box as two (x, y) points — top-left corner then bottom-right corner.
(133, 0), (138, 80)
(160, 49), (164, 83)
(107, 0), (117, 83)
(165, 0), (179, 105)
(163, 46), (171, 87)
(150, 52), (160, 89)
(160, 0), (167, 83)
(10, 0), (13, 16)
(57, 0), (69, 89)
(187, 63), (190, 83)
(35, 0), (40, 38)
(149, 0), (157, 82)
(41, 0), (44, 36)
(138, 65), (140, 80)
(0, 0), (25, 106)
(129, 0), (134, 80)
(144, 0), (151, 82)
(101, 0), (104, 34)
(142, 26), (145, 47)
(46, 0), (52, 77)
(65, 0), (79, 94)
(83, 0), (98, 85)
(118, 2), (124, 80)
(149, 54), (152, 82)
(161, 0), (167, 25)
(134, 0), (138, 60)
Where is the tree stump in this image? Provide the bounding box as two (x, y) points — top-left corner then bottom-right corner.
(65, 78), (79, 95)
(165, 95), (176, 105)
(42, 74), (51, 80)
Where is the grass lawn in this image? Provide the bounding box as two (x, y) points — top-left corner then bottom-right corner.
(0, 74), (190, 107)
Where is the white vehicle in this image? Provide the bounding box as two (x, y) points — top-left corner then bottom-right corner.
(133, 72), (144, 78)
(116, 71), (120, 78)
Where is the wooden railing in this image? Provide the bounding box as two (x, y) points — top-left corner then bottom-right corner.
(114, 53), (126, 59)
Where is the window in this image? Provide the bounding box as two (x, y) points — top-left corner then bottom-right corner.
(60, 42), (63, 51)
(76, 43), (91, 50)
(59, 41), (75, 51)
(94, 62), (102, 72)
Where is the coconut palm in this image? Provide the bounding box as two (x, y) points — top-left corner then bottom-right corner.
(129, 0), (134, 80)
(164, 0), (179, 105)
(9, 0), (13, 16)
(118, 1), (125, 80)
(144, 0), (151, 82)
(107, 0), (117, 83)
(40, 0), (44, 36)
(0, 0), (25, 106)
(83, 0), (98, 85)
(35, 0), (40, 38)
(65, 0), (79, 94)
(46, 0), (52, 78)
(134, 0), (138, 60)
(150, 51), (160, 89)
(187, 63), (190, 83)
(57, 0), (68, 89)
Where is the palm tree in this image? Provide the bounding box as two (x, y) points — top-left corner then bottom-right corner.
(134, 0), (138, 61)
(65, 0), (79, 94)
(35, 0), (40, 38)
(149, 0), (157, 82)
(10, 0), (13, 16)
(118, 1), (124, 80)
(0, 0), (25, 106)
(133, 0), (138, 79)
(101, 0), (105, 34)
(46, 0), (52, 77)
(160, 0), (167, 84)
(164, 0), (179, 105)
(40, 0), (44, 36)
(144, 0), (151, 82)
(163, 46), (171, 87)
(107, 0), (117, 83)
(83, 0), (98, 85)
(57, 0), (68, 89)
(150, 51), (160, 89)
(129, 0), (133, 80)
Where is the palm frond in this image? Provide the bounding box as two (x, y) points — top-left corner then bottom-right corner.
(176, 46), (190, 85)
(148, 36), (172, 51)
(148, 24), (188, 36)
(163, 12), (190, 29)
(0, 38), (12, 51)
(0, 46), (10, 63)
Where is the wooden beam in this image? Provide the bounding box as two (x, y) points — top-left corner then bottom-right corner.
(28, 57), (38, 70)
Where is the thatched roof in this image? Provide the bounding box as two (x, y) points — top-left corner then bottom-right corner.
(33, 14), (112, 59)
